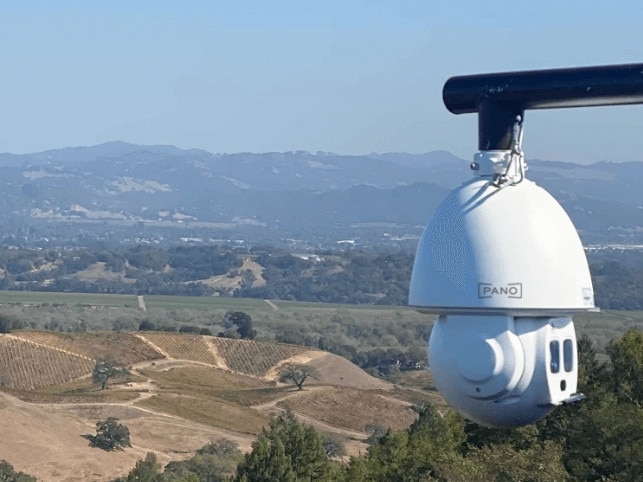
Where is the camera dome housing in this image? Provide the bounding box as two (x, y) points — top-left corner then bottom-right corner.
(409, 151), (592, 427)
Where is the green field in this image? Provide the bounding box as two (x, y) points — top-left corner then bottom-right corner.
(0, 290), (138, 307)
(144, 294), (269, 311)
(574, 310), (643, 350)
(0, 290), (640, 353)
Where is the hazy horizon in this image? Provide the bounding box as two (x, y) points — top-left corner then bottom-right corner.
(3, 140), (642, 166)
(2, 2), (643, 164)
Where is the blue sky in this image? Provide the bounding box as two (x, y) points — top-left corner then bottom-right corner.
(1, 1), (643, 163)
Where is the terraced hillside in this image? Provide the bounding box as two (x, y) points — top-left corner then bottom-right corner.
(135, 332), (219, 365)
(0, 331), (436, 481)
(0, 331), (392, 393)
(208, 337), (311, 377)
(0, 335), (94, 390)
(13, 330), (163, 365)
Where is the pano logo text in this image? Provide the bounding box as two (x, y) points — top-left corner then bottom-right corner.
(478, 283), (523, 299)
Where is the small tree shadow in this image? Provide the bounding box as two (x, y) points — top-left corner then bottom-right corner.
(82, 418), (131, 451)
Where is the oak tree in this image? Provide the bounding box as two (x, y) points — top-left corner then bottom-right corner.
(85, 417), (131, 451)
(278, 364), (318, 390)
(92, 359), (126, 390)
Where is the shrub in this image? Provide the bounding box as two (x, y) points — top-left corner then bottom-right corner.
(0, 460), (36, 481)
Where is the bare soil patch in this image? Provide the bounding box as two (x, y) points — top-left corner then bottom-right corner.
(0, 391), (253, 482)
(198, 257), (266, 289)
(278, 387), (417, 432)
(307, 352), (391, 389)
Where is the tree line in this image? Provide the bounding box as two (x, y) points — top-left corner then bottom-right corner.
(0, 244), (641, 309)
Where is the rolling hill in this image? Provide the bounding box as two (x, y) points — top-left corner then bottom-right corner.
(0, 331), (431, 481)
(0, 142), (641, 247)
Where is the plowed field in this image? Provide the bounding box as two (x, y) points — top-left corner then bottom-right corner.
(0, 336), (94, 390)
(136, 332), (217, 364)
(209, 337), (309, 376)
(13, 330), (163, 365)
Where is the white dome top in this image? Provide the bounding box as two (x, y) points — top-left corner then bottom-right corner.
(409, 175), (594, 315)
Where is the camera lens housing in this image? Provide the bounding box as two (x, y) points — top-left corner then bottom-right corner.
(428, 314), (578, 427)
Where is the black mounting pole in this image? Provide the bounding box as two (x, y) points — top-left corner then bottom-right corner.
(443, 63), (643, 151)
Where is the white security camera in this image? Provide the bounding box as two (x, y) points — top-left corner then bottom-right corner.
(410, 149), (592, 427)
(410, 64), (643, 427)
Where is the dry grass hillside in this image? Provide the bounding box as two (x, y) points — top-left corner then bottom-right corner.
(0, 331), (435, 481)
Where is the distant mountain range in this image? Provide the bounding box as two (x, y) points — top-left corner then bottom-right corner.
(0, 141), (641, 248)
